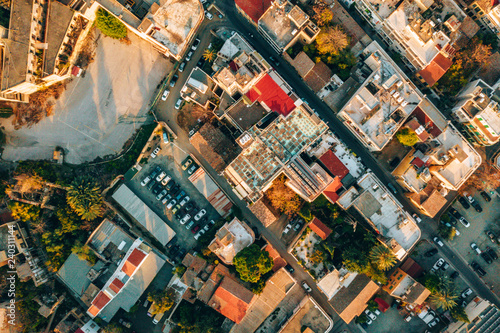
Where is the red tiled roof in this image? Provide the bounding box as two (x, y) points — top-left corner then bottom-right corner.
(75, 329), (84, 333)
(127, 248), (146, 266)
(411, 157), (424, 168)
(109, 278), (125, 293)
(411, 106), (443, 138)
(406, 118), (430, 142)
(209, 278), (254, 323)
(87, 305), (100, 317)
(323, 177), (342, 203)
(309, 217), (332, 240)
(235, 0), (272, 23)
(400, 257), (424, 279)
(319, 150), (349, 179)
(374, 298), (389, 312)
(418, 53), (453, 86)
(265, 244), (286, 272)
(91, 291), (111, 310)
(246, 74), (296, 116)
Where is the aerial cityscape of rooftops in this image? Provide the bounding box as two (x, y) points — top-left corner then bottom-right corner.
(3, 0), (500, 332)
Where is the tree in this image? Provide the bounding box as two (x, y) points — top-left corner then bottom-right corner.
(363, 263), (388, 284)
(450, 305), (470, 323)
(396, 128), (419, 146)
(369, 244), (397, 271)
(233, 244), (273, 283)
(66, 176), (103, 220)
(316, 26), (349, 55)
(13, 173), (44, 195)
(95, 8), (127, 39)
(421, 273), (441, 293)
(470, 43), (492, 68)
(101, 323), (124, 333)
(312, 1), (333, 26)
(265, 175), (302, 216)
(72, 242), (97, 264)
(203, 49), (216, 62)
(309, 249), (326, 264)
(9, 201), (41, 222)
(430, 288), (458, 310)
(147, 288), (176, 315)
(461, 162), (500, 195)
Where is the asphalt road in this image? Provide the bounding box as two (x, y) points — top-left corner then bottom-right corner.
(154, 0), (500, 328)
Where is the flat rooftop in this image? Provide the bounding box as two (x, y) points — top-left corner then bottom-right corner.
(209, 218), (254, 264)
(44, 1), (75, 75)
(362, 0), (400, 20)
(338, 173), (420, 251)
(258, 1), (303, 49)
(317, 269), (358, 300)
(226, 98), (267, 131)
(88, 219), (135, 262)
(278, 296), (332, 333)
(339, 41), (421, 150)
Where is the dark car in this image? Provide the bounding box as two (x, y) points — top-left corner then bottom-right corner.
(165, 179), (176, 190)
(481, 252), (493, 264)
(285, 265), (294, 274)
(449, 207), (461, 220)
(170, 185), (181, 197)
(146, 179), (157, 190)
(486, 230), (496, 243)
(175, 190), (186, 201)
(471, 261), (487, 276)
(191, 225), (200, 234)
(169, 74), (179, 88)
(185, 202), (196, 212)
(487, 247), (498, 260)
(480, 191), (492, 202)
(152, 184), (163, 195)
(471, 200), (483, 213)
(450, 271), (460, 279)
(425, 248), (438, 257)
(458, 196), (470, 209)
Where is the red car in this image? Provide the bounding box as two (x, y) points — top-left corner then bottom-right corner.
(191, 225), (200, 234)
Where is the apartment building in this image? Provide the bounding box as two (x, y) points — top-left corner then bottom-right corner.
(459, 0), (500, 37)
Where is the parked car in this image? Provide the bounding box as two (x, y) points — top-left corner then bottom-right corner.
(152, 184), (163, 195)
(461, 288), (473, 298)
(170, 185), (180, 197)
(192, 38), (201, 50)
(150, 147), (161, 158)
(156, 189), (168, 200)
(301, 281), (312, 293)
(480, 191), (492, 202)
(187, 163), (198, 175)
(433, 236), (444, 247)
(294, 221), (303, 231)
(283, 224), (292, 234)
(156, 171), (166, 182)
(481, 252), (493, 264)
(167, 199), (177, 210)
(458, 196), (470, 209)
(180, 214), (191, 224)
(387, 183), (398, 194)
(425, 248), (438, 257)
(194, 209), (206, 221)
(373, 309), (381, 316)
(471, 261), (487, 276)
(178, 62), (186, 72)
(141, 176), (151, 186)
(412, 213), (422, 223)
(205, 10), (213, 20)
(487, 247), (498, 260)
(161, 89), (170, 101)
(169, 74), (178, 88)
(428, 318), (439, 328)
(365, 310), (377, 321)
(459, 217), (470, 228)
(269, 55), (280, 67)
(171, 204), (181, 215)
(471, 200), (483, 213)
(191, 225), (200, 234)
(165, 179), (176, 190)
(119, 318), (132, 328)
(146, 179), (156, 190)
(179, 196), (190, 206)
(185, 221), (195, 230)
(450, 271), (459, 279)
(285, 265), (294, 274)
(449, 207), (461, 220)
(486, 230), (496, 243)
(194, 229), (206, 240)
(175, 191), (186, 201)
(186, 51), (193, 62)
(162, 194), (173, 204)
(404, 315), (412, 322)
(174, 98), (183, 110)
(161, 175), (172, 186)
(433, 258), (445, 270)
(441, 261), (450, 270)
(471, 243), (482, 255)
(182, 157), (194, 170)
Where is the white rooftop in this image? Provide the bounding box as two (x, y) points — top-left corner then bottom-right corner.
(338, 173), (420, 252)
(209, 218), (254, 264)
(317, 268), (358, 300)
(392, 275), (414, 297)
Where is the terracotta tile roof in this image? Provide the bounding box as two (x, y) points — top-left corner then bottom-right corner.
(374, 297), (389, 312)
(209, 278), (255, 323)
(400, 257), (424, 279)
(265, 244), (286, 272)
(459, 16), (480, 39)
(304, 61), (333, 93)
(421, 190), (447, 218)
(479, 52), (500, 86)
(87, 305), (100, 317)
(109, 278), (125, 293)
(246, 74), (296, 116)
(319, 150), (349, 179)
(290, 51), (315, 78)
(323, 177), (342, 203)
(309, 217), (332, 240)
(235, 0), (272, 23)
(418, 53), (453, 86)
(127, 248), (146, 266)
(330, 274), (379, 324)
(248, 200), (279, 227)
(91, 291), (111, 310)
(406, 119), (430, 142)
(411, 106), (443, 138)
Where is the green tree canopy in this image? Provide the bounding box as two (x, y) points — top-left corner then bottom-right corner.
(396, 128), (419, 146)
(72, 242), (98, 265)
(66, 176), (103, 220)
(233, 244), (273, 283)
(316, 26), (349, 55)
(369, 244), (397, 271)
(450, 305), (470, 323)
(95, 8), (127, 39)
(9, 201), (41, 222)
(148, 288), (176, 315)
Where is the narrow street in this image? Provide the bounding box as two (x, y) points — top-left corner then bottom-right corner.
(154, 3), (500, 331)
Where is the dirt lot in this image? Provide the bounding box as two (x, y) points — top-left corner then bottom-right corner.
(1, 31), (171, 163)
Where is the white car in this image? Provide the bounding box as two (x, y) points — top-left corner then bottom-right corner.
(192, 38), (201, 50)
(175, 98), (183, 110)
(471, 243), (482, 255)
(366, 317), (373, 325)
(150, 147), (160, 158)
(365, 310), (377, 321)
(283, 224), (292, 234)
(194, 209), (206, 221)
(373, 309), (381, 316)
(156, 189), (167, 200)
(433, 258), (445, 270)
(205, 10), (213, 20)
(161, 176), (171, 186)
(301, 281), (312, 293)
(141, 176), (151, 186)
(178, 62), (186, 72)
(461, 288), (473, 298)
(428, 318), (440, 327)
(459, 217), (470, 228)
(167, 199), (177, 210)
(433, 236), (444, 247)
(156, 171), (166, 182)
(161, 89), (170, 101)
(180, 196), (190, 206)
(194, 229), (205, 240)
(412, 213), (422, 223)
(180, 214), (191, 224)
(186, 51), (193, 62)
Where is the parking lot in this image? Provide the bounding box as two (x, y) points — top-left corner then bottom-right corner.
(447, 192), (500, 297)
(126, 137), (221, 261)
(267, 214), (307, 248)
(363, 304), (428, 333)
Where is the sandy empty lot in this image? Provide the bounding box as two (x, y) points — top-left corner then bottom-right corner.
(1, 30), (171, 164)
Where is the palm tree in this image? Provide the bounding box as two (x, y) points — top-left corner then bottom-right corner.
(203, 49), (216, 62)
(66, 176), (103, 220)
(430, 288), (458, 310)
(369, 244), (397, 271)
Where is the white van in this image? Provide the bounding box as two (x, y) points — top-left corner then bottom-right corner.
(153, 311), (164, 325)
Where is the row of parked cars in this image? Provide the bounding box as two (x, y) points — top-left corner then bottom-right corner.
(457, 192), (491, 212)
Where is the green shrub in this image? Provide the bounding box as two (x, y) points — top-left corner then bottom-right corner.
(95, 8), (127, 39)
